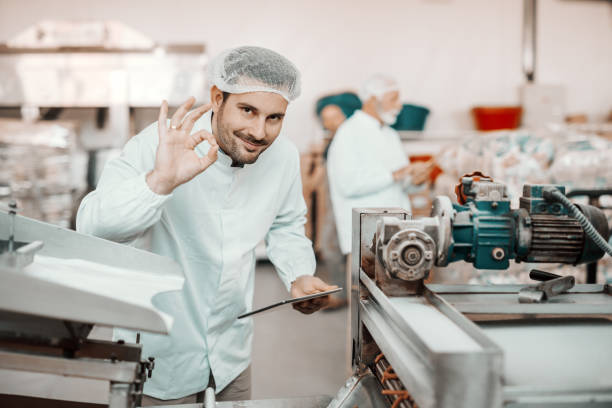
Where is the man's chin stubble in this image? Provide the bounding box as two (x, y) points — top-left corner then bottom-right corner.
(229, 149), (259, 166)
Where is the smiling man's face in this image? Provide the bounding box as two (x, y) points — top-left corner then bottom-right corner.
(211, 86), (288, 166)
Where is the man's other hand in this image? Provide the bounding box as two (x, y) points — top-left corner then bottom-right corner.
(290, 275), (338, 315)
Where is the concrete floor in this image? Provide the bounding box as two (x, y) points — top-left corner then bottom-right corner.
(251, 261), (348, 400)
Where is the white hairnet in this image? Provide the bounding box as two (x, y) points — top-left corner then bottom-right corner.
(359, 74), (399, 101)
(207, 46), (301, 102)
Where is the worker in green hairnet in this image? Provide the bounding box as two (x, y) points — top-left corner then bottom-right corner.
(316, 92), (362, 159)
(303, 92), (362, 309)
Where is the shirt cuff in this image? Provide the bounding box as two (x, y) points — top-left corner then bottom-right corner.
(281, 260), (316, 292)
(368, 171), (394, 194)
(139, 172), (173, 208)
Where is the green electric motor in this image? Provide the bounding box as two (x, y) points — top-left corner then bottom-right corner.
(376, 175), (610, 281)
(446, 176), (609, 269)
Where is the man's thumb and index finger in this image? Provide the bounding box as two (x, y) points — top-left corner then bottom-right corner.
(182, 103), (212, 134)
(199, 139), (219, 171)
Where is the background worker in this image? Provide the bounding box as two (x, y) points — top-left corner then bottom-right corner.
(316, 92), (362, 158)
(327, 73), (433, 270)
(308, 92), (362, 309)
(301, 92), (362, 255)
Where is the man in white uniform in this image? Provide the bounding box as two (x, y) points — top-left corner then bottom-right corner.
(327, 74), (432, 256)
(77, 46), (335, 405)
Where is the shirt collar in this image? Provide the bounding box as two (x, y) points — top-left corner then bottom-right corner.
(216, 148), (233, 167)
(354, 109), (385, 129)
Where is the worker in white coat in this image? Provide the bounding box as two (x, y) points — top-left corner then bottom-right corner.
(327, 74), (432, 257)
(77, 46), (335, 405)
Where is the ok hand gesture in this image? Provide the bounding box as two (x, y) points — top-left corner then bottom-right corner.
(146, 97), (219, 195)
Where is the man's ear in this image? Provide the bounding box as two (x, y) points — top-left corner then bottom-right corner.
(210, 85), (224, 113)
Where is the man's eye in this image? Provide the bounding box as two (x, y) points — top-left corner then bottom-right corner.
(268, 115), (282, 121)
(242, 107), (252, 113)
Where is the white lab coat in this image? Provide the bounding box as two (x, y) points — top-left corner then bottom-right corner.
(76, 111), (315, 399)
(327, 110), (412, 254)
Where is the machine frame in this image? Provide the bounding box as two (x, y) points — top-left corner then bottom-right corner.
(329, 207), (612, 408)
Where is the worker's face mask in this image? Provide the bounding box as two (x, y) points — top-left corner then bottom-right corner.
(378, 106), (401, 126)
(376, 90), (401, 125)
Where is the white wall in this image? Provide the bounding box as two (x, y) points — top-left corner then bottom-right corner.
(1, 0), (611, 151)
(538, 0), (612, 122)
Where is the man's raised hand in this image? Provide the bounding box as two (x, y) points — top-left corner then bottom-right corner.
(146, 97), (219, 195)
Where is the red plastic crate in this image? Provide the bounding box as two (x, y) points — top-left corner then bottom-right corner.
(471, 106), (522, 131)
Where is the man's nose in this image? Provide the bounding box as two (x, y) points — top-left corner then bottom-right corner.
(248, 118), (266, 141)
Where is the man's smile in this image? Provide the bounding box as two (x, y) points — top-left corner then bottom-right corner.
(234, 132), (267, 152)
(241, 138), (259, 149)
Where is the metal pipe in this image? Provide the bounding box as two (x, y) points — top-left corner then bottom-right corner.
(522, 0), (537, 82)
(204, 386), (216, 407)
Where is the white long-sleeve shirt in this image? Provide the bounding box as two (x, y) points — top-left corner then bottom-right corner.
(327, 110), (413, 254)
(76, 111), (315, 400)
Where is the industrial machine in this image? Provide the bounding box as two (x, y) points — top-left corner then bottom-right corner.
(328, 174), (612, 408)
(0, 204), (332, 408)
(0, 203), (185, 407)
